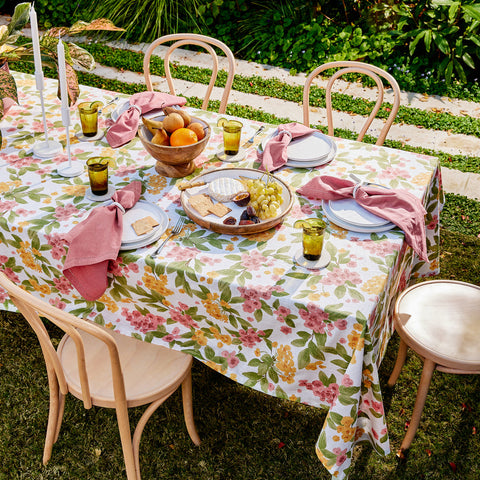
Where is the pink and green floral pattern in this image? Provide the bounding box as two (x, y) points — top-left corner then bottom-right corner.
(0, 72), (442, 479)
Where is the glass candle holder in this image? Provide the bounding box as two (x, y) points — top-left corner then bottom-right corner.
(78, 101), (102, 137)
(302, 218), (326, 261)
(223, 120), (243, 155)
(86, 157), (109, 196)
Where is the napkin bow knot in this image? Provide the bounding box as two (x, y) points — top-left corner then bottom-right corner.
(297, 176), (429, 262)
(106, 91), (187, 148)
(62, 181), (142, 301)
(258, 122), (313, 172)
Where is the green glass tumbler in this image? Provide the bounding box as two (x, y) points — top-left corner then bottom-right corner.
(302, 218), (326, 261)
(78, 101), (102, 137)
(86, 157), (109, 196)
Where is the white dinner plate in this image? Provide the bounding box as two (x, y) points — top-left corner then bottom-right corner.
(111, 101), (166, 123)
(323, 201), (396, 233)
(120, 201), (169, 248)
(328, 198), (391, 228)
(261, 130), (335, 162)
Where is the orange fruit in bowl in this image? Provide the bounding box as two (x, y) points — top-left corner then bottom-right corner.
(170, 127), (198, 146)
(187, 122), (206, 140)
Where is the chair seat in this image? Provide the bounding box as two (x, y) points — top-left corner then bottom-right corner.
(58, 329), (192, 408)
(396, 280), (480, 371)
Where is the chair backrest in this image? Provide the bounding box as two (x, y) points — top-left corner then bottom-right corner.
(0, 272), (126, 410)
(143, 33), (236, 114)
(302, 61), (401, 146)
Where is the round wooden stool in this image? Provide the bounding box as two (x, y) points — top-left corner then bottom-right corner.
(387, 280), (480, 455)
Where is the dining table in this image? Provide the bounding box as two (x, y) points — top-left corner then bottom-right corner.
(0, 71), (442, 479)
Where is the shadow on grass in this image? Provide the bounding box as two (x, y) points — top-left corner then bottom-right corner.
(0, 229), (479, 479)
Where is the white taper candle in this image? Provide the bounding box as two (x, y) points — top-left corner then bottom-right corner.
(29, 5), (44, 91)
(56, 37), (70, 125)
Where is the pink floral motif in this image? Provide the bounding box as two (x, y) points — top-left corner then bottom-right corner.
(0, 256), (8, 264)
(299, 303), (329, 333)
(304, 380), (339, 406)
(280, 325), (292, 334)
(54, 204), (80, 222)
(241, 250), (273, 270)
(169, 305), (198, 329)
(332, 447), (348, 466)
(1, 267), (20, 283)
(377, 166), (410, 180)
(321, 267), (362, 286)
(427, 214), (438, 230)
(53, 276), (73, 295)
(122, 307), (166, 333)
(238, 327), (264, 347)
(341, 374), (354, 387)
(49, 297), (66, 309)
(0, 288), (8, 302)
(0, 200), (18, 212)
(116, 165), (138, 176)
(162, 326), (181, 343)
(45, 234), (67, 260)
(221, 350), (239, 368)
(198, 255), (222, 266)
(362, 240), (399, 256)
(108, 258), (124, 276)
(168, 245), (199, 262)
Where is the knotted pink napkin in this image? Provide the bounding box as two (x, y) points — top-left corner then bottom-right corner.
(62, 181), (142, 301)
(106, 91), (187, 148)
(297, 175), (428, 261)
(258, 122), (315, 171)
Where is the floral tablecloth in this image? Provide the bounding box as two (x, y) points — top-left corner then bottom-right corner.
(0, 72), (442, 479)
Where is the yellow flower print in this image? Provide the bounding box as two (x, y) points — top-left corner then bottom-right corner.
(225, 244), (234, 251)
(329, 224), (348, 239)
(362, 369), (373, 389)
(62, 184), (88, 197)
(361, 275), (387, 295)
(273, 267), (285, 276)
(205, 360), (226, 374)
(254, 348), (261, 357)
(412, 172), (430, 186)
(43, 197), (52, 204)
(202, 293), (229, 322)
(289, 394), (298, 402)
(333, 435), (340, 442)
(147, 174), (167, 194)
(354, 427), (365, 441)
(105, 323), (114, 329)
(206, 271), (220, 279)
(18, 241), (41, 272)
(98, 293), (119, 313)
(142, 272), (174, 296)
(336, 416), (355, 442)
(0, 182), (10, 193)
(347, 330), (364, 351)
(230, 373), (237, 381)
(277, 234), (286, 241)
(275, 344), (296, 384)
(192, 330), (208, 346)
(28, 278), (51, 294)
(308, 292), (321, 301)
(305, 360), (325, 370)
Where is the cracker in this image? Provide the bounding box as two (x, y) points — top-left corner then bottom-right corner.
(208, 202), (231, 218)
(189, 194), (214, 217)
(131, 216), (159, 236)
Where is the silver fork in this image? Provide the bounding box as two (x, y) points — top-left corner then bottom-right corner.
(241, 125), (265, 148)
(151, 217), (185, 258)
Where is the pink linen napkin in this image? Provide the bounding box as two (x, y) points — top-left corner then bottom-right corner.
(62, 181), (142, 301)
(258, 122), (315, 171)
(297, 175), (428, 261)
(106, 91), (187, 148)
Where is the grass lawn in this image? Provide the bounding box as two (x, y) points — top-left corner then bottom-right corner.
(1, 229), (479, 480)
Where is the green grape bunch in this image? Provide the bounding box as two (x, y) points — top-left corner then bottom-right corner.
(243, 177), (284, 220)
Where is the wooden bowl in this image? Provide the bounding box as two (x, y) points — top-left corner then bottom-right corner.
(138, 116), (210, 178)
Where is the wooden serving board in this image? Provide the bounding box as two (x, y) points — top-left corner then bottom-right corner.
(180, 167), (294, 234)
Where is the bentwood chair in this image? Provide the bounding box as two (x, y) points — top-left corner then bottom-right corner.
(387, 280), (480, 456)
(0, 272), (200, 480)
(302, 61), (401, 146)
(143, 33), (236, 114)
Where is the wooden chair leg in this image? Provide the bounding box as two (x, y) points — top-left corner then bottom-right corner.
(54, 392), (66, 443)
(182, 371), (201, 446)
(399, 358), (436, 454)
(43, 368), (60, 464)
(115, 405), (138, 480)
(388, 339), (408, 387)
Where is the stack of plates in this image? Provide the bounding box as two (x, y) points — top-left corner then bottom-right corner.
(120, 201), (169, 250)
(261, 130), (337, 168)
(323, 198), (396, 233)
